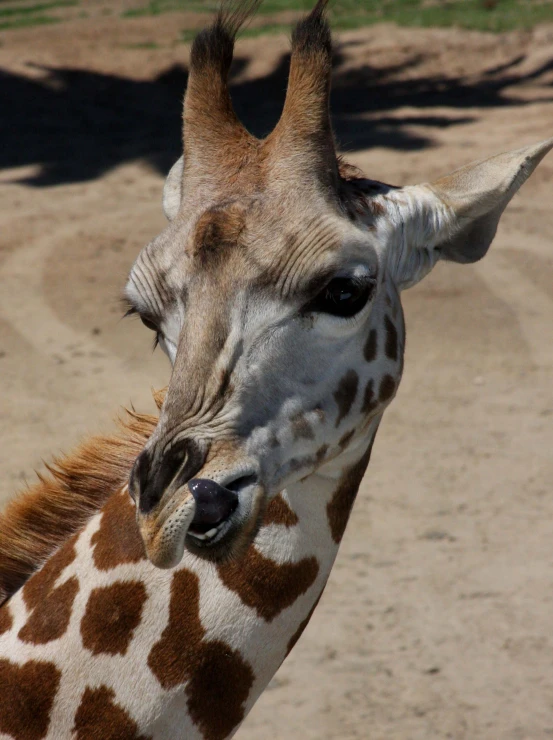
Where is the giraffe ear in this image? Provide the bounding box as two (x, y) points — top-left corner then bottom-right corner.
(163, 156), (184, 221)
(385, 138), (553, 289)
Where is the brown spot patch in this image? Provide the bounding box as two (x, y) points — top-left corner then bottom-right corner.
(23, 535), (77, 611)
(148, 569), (254, 740)
(327, 435), (378, 544)
(362, 379), (378, 415)
(186, 640), (254, 740)
(379, 374), (397, 403)
(0, 604), (13, 636)
(92, 489), (145, 571)
(286, 588), (325, 656)
(218, 547), (319, 622)
(263, 494), (299, 528)
(291, 413), (315, 441)
(147, 569), (204, 689)
(81, 581), (147, 656)
(334, 370), (359, 427)
(363, 329), (377, 362)
(19, 576), (79, 645)
(384, 315), (398, 361)
(0, 659), (61, 740)
(73, 685), (150, 740)
(315, 444), (329, 464)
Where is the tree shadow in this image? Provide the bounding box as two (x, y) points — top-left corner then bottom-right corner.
(1, 43), (553, 187)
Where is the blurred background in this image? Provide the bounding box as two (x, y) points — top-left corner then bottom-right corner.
(1, 1), (553, 737)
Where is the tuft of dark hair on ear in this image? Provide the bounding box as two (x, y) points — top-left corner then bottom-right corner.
(190, 0), (262, 74)
(291, 0), (332, 61)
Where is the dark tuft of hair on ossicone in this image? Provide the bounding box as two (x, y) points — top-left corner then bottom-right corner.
(291, 0), (332, 60)
(190, 0), (263, 73)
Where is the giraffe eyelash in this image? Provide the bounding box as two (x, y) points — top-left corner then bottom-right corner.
(120, 295), (138, 320)
(121, 298), (161, 351)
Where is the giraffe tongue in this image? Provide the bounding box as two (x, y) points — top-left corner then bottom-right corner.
(187, 479), (239, 535)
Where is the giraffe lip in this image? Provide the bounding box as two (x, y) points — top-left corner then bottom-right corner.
(187, 520), (228, 542)
(188, 513), (234, 537)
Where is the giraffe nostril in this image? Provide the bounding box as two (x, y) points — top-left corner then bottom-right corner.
(129, 449), (150, 504)
(133, 439), (205, 515)
(225, 474), (258, 494)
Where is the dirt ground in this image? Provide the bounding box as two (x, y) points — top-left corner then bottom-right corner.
(1, 12), (553, 740)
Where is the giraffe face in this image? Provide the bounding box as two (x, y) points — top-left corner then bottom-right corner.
(123, 0), (553, 569)
(126, 185), (405, 567)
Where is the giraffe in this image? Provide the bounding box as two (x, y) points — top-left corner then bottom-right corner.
(0, 0), (551, 737)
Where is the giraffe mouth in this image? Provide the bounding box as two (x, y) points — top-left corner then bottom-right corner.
(187, 518), (233, 543)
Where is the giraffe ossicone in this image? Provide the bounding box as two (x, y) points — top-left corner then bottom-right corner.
(1, 0), (551, 737)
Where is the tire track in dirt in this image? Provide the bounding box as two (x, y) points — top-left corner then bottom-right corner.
(0, 189), (168, 503)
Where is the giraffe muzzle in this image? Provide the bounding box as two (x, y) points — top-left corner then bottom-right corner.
(134, 449), (262, 567)
(138, 479), (242, 568)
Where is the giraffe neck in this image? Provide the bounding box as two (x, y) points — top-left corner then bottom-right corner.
(0, 418), (380, 740)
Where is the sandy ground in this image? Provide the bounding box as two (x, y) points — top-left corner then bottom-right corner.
(1, 13), (553, 740)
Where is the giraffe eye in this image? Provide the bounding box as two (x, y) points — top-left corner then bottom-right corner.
(140, 315), (159, 333)
(139, 315), (163, 351)
(305, 277), (375, 319)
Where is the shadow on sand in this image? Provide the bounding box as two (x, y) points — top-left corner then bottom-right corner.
(2, 41), (553, 186)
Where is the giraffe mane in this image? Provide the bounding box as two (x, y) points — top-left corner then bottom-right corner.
(0, 394), (163, 605)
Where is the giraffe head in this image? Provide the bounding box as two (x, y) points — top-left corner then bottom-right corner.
(126, 0), (552, 568)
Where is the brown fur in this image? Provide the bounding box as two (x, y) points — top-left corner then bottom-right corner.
(270, 0), (332, 140)
(263, 494), (299, 528)
(92, 488), (146, 570)
(217, 546), (319, 622)
(73, 685), (151, 740)
(183, 1), (261, 180)
(183, 0), (342, 200)
(0, 396), (162, 606)
(326, 436), (377, 544)
(0, 659), (61, 740)
(192, 201), (249, 267)
(334, 370), (359, 427)
(81, 581), (147, 656)
(19, 577), (79, 645)
(266, 0), (337, 187)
